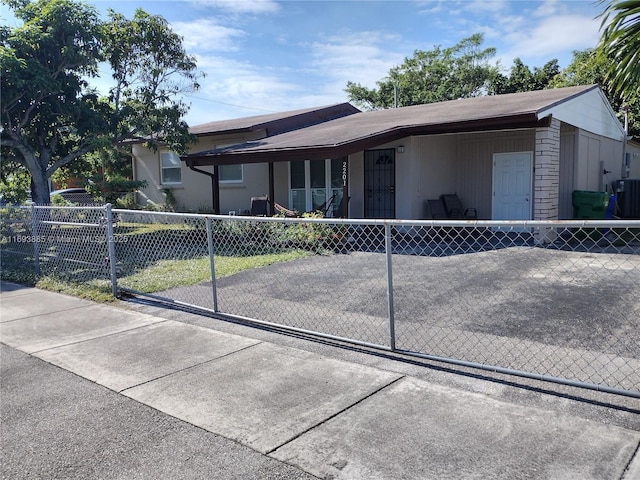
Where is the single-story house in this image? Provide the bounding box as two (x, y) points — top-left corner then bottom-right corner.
(136, 84), (634, 221)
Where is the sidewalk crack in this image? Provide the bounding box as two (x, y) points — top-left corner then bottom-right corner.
(265, 375), (405, 455)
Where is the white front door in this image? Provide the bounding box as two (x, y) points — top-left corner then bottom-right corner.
(492, 152), (533, 220)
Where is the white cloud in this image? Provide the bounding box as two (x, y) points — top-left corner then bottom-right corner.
(466, 0), (509, 13)
(182, 54), (305, 122)
(309, 31), (405, 89)
(190, 0), (279, 14)
(499, 13), (600, 65)
(172, 19), (245, 52)
(181, 29), (409, 123)
(533, 0), (562, 18)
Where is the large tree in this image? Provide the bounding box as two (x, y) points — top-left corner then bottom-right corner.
(345, 34), (500, 110)
(1, 0), (201, 204)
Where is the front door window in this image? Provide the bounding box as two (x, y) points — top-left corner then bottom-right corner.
(289, 159), (345, 216)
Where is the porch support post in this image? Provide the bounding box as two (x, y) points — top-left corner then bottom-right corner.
(534, 117), (561, 243)
(185, 160), (221, 214)
(341, 157), (349, 218)
(268, 162), (275, 216)
(212, 165), (220, 214)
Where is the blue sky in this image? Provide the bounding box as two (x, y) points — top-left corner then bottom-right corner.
(2, 0), (606, 125)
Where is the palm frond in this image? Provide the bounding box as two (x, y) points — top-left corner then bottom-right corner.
(598, 0), (640, 97)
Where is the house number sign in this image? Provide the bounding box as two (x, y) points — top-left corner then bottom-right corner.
(342, 160), (348, 187)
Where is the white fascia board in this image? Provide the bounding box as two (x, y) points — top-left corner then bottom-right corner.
(536, 88), (625, 141)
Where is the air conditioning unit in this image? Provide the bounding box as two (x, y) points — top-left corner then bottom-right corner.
(615, 179), (640, 218)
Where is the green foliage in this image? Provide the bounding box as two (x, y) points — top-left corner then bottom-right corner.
(549, 49), (609, 88)
(0, 169), (30, 204)
(491, 58), (560, 94)
(101, 8), (201, 154)
(1, 0), (202, 204)
(161, 188), (177, 212)
(209, 214), (347, 256)
(598, 0), (640, 98)
(346, 34), (500, 109)
(1, 0), (105, 203)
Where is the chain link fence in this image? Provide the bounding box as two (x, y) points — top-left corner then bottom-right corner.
(2, 205), (639, 397)
(1, 205), (116, 293)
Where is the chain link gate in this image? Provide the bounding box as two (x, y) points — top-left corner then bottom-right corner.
(3, 206), (638, 398)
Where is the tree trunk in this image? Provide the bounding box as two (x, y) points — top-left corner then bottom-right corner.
(27, 157), (51, 205)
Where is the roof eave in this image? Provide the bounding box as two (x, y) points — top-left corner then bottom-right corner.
(183, 113), (546, 166)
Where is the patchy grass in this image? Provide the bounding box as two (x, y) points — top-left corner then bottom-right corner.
(120, 249), (310, 293)
(36, 277), (116, 303)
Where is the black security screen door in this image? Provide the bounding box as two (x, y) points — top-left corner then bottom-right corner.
(364, 148), (395, 218)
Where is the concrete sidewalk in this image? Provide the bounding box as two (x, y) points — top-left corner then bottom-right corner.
(1, 281), (639, 479)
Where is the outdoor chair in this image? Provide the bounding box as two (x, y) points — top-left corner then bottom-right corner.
(440, 193), (477, 220)
(424, 199), (448, 219)
(250, 196), (269, 216)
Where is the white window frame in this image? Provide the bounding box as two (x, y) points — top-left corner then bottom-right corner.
(160, 151), (182, 185)
(288, 159), (343, 216)
(219, 164), (243, 183)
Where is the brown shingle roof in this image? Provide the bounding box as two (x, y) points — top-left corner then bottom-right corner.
(185, 85), (598, 166)
(188, 103), (360, 136)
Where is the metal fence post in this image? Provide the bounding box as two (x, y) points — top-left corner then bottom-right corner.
(30, 204), (41, 275)
(206, 217), (219, 312)
(105, 204), (118, 297)
(385, 223), (396, 350)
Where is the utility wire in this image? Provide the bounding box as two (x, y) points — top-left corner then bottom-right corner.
(183, 94), (278, 113)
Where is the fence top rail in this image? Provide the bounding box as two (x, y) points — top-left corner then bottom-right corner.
(24, 204), (107, 211)
(109, 209), (640, 228)
(39, 220), (105, 228)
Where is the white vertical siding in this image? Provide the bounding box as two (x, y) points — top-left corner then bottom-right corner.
(537, 88), (625, 141)
(457, 131), (535, 219)
(559, 125), (577, 219)
(574, 129), (624, 192)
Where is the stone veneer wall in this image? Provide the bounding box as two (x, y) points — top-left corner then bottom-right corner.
(534, 117), (561, 244)
(534, 117), (561, 221)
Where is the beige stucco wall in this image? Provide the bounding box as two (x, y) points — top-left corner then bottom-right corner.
(132, 130), (270, 213)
